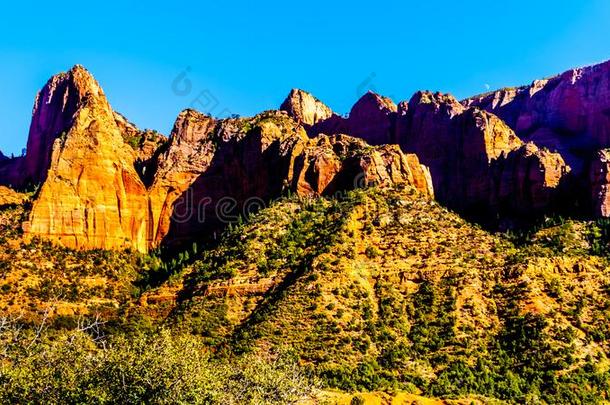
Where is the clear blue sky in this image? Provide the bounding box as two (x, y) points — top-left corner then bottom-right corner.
(1, 0), (610, 155)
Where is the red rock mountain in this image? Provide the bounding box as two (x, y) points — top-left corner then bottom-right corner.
(1, 66), (433, 252)
(464, 59), (610, 214)
(3, 60), (610, 251)
(21, 66), (152, 252)
(289, 88), (571, 218)
(151, 110), (432, 247)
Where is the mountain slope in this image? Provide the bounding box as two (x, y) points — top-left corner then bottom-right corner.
(152, 185), (610, 402)
(2, 180), (610, 401)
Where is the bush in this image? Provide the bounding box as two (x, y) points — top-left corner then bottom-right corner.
(0, 321), (318, 404)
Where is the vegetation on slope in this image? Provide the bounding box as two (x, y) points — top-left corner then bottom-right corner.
(3, 185), (610, 402)
(170, 186), (610, 403)
(0, 321), (316, 404)
(0, 202), (161, 322)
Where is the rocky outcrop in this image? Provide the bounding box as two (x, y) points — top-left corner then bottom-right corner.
(17, 58), (610, 251)
(147, 110), (218, 246)
(11, 67), (433, 252)
(493, 143), (570, 215)
(398, 92), (575, 218)
(157, 110), (433, 246)
(291, 134), (433, 197)
(22, 66), (151, 252)
(590, 149), (610, 217)
(0, 186), (27, 206)
(286, 88), (572, 218)
(464, 60), (610, 176)
(285, 90), (398, 146)
(396, 91), (525, 211)
(114, 112), (168, 186)
(280, 89), (335, 127)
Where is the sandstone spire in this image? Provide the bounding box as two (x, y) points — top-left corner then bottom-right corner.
(23, 66), (152, 252)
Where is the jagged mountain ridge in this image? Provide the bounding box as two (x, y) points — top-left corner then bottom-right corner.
(286, 88), (572, 221)
(0, 66), (433, 252)
(1, 60), (610, 251)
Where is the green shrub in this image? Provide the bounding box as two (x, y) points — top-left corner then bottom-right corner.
(0, 324), (317, 404)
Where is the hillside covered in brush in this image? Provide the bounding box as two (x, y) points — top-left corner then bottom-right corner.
(4, 182), (610, 402)
(3, 59), (610, 403)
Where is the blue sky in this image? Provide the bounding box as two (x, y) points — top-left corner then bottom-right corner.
(1, 1), (610, 155)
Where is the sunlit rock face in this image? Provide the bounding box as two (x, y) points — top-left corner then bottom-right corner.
(153, 110), (434, 247)
(590, 149), (610, 217)
(22, 66), (152, 252)
(280, 89), (335, 127)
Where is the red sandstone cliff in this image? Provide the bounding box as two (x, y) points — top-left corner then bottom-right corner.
(285, 88), (570, 217)
(3, 67), (433, 251)
(464, 60), (610, 174)
(6, 59), (610, 252)
(21, 66), (152, 252)
(153, 110), (433, 246)
(464, 60), (610, 215)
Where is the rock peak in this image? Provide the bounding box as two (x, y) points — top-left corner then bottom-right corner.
(23, 65), (152, 252)
(21, 65), (109, 186)
(409, 91), (460, 106)
(351, 91), (397, 115)
(280, 88), (334, 126)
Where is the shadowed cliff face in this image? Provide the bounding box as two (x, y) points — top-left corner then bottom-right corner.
(22, 67), (86, 187)
(397, 91), (523, 211)
(464, 60), (610, 214)
(0, 65), (88, 190)
(158, 111), (433, 247)
(287, 88), (572, 220)
(399, 92), (571, 219)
